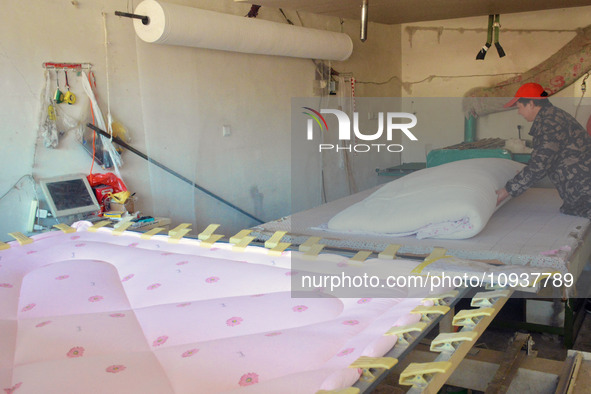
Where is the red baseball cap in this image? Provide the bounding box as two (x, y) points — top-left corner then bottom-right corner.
(503, 82), (548, 108)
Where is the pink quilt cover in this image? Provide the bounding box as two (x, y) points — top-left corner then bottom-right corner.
(0, 224), (428, 394)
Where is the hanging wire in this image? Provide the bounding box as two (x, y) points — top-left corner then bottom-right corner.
(0, 175), (36, 202)
(102, 12), (112, 137)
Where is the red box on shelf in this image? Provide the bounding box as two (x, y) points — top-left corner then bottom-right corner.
(93, 185), (113, 206)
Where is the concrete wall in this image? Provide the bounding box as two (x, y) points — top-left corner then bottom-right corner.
(0, 0), (401, 240)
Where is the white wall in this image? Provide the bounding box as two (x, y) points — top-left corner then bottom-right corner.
(400, 6), (591, 163)
(0, 0), (401, 240)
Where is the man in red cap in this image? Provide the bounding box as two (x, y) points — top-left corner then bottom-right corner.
(496, 82), (591, 218)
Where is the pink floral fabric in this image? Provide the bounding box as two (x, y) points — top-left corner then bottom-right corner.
(0, 227), (429, 393)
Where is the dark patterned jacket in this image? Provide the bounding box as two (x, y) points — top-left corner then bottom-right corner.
(505, 103), (591, 218)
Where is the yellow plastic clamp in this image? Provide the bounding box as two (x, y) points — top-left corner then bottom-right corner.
(299, 236), (322, 252)
(8, 232), (33, 245)
(423, 290), (460, 306)
(112, 221), (133, 235)
(167, 223), (192, 243)
(231, 235), (255, 252)
(471, 290), (511, 308)
(87, 220), (111, 233)
(430, 331), (478, 353)
(378, 244), (401, 260)
(0, 241), (10, 250)
(140, 227), (165, 239)
(399, 361), (452, 387)
(229, 229), (252, 244)
(384, 322), (427, 345)
(349, 250), (373, 265)
(53, 223), (76, 234)
(349, 356), (398, 382)
(316, 388), (360, 394)
(198, 224), (221, 241)
(411, 247), (451, 274)
(303, 243), (325, 260)
(452, 307), (495, 327)
(200, 234), (224, 248)
(268, 242), (291, 256)
(264, 231), (287, 249)
(168, 223), (192, 237)
(410, 305), (450, 322)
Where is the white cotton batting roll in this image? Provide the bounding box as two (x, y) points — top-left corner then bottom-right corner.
(133, 0), (354, 61)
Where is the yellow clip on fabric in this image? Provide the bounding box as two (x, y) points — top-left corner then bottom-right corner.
(229, 229), (253, 244)
(8, 232), (33, 246)
(265, 231), (287, 249)
(140, 227), (165, 239)
(378, 244), (401, 259)
(87, 220), (111, 233)
(53, 223), (76, 234)
(399, 361), (452, 387)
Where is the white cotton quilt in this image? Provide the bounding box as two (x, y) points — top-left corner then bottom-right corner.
(327, 158), (525, 239)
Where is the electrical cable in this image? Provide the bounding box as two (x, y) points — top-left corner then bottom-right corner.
(0, 175), (36, 202)
(87, 123), (265, 224)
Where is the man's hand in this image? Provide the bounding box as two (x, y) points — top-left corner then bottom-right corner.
(495, 188), (510, 206)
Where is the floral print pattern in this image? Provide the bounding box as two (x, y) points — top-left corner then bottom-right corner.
(106, 365), (126, 373)
(3, 382), (22, 393)
(238, 372), (259, 386)
(67, 347), (85, 358)
(1, 228), (436, 392)
(337, 348), (355, 357)
(181, 349), (199, 358)
(264, 332), (282, 337)
(226, 317), (243, 327)
(153, 336), (168, 347)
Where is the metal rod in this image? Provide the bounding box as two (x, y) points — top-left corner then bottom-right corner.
(114, 11), (150, 25)
(360, 0), (369, 42)
(86, 123), (264, 224)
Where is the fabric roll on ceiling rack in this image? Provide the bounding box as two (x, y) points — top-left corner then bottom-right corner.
(130, 0), (354, 61)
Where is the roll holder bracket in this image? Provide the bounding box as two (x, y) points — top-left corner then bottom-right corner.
(114, 11), (150, 25)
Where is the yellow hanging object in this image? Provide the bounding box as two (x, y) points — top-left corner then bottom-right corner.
(109, 191), (130, 204)
(111, 120), (130, 142)
(47, 104), (56, 121)
(64, 90), (76, 105)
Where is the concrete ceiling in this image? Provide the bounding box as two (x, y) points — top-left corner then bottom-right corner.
(235, 0), (591, 24)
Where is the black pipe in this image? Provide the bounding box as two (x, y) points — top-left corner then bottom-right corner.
(115, 11), (150, 25)
(86, 123), (264, 224)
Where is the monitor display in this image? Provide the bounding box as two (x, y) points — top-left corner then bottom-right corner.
(39, 174), (100, 218)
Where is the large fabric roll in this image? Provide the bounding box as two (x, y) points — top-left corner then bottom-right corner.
(133, 0), (353, 61)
